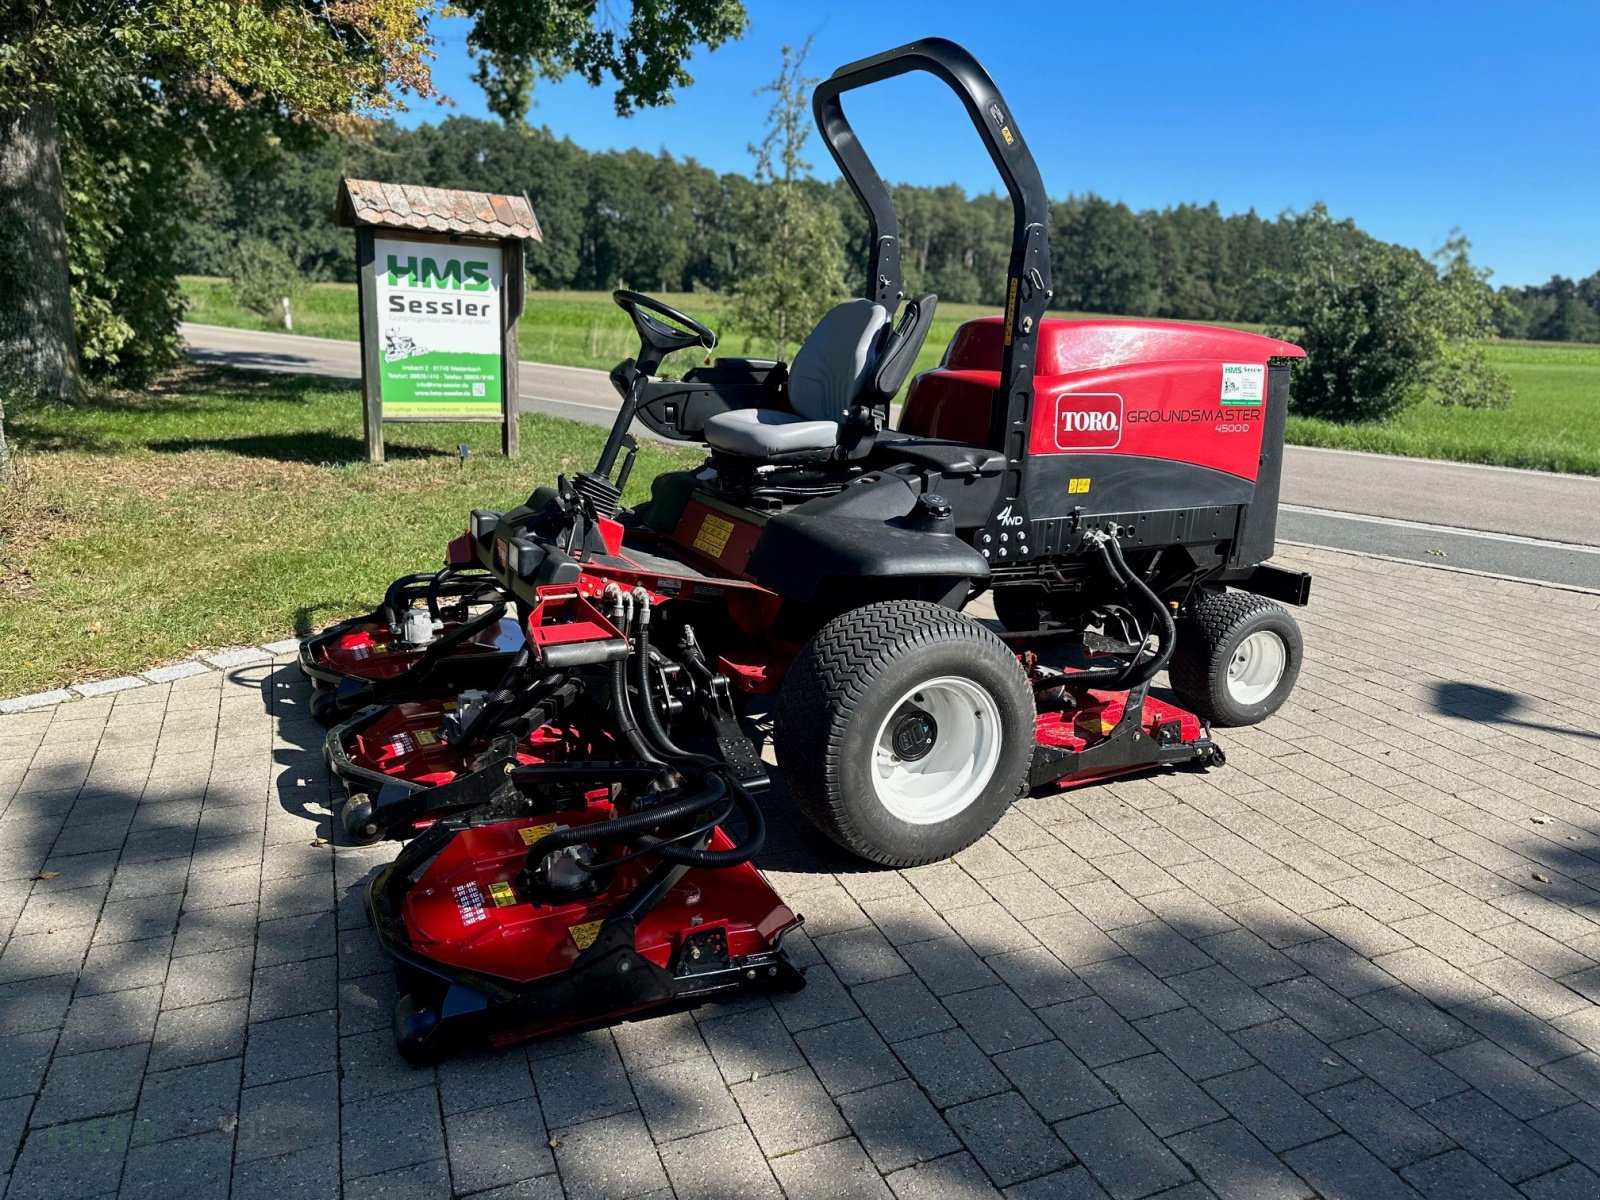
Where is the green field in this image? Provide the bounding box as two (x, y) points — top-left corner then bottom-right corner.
(181, 278), (1600, 476)
(0, 368), (694, 696)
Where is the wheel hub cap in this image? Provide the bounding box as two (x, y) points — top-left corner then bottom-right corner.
(870, 678), (1003, 826)
(1226, 630), (1288, 706)
(890, 710), (938, 761)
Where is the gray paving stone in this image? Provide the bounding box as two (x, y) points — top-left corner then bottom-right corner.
(732, 1064), (849, 1157)
(632, 1055), (740, 1142)
(134, 1056), (241, 1142)
(1521, 1162), (1600, 1200)
(234, 1071), (338, 1162)
(840, 1077), (961, 1172)
(1435, 1039), (1574, 1119)
(699, 1004), (805, 1084)
(798, 1014), (908, 1096)
(895, 1029), (1009, 1109)
(249, 955), (336, 1022)
(58, 983), (163, 1054)
(552, 1109), (667, 1200)
(890, 1150), (1002, 1199)
(1003, 1163), (1111, 1198)
(1166, 1119), (1313, 1200)
(437, 1048), (538, 1116)
(1096, 1052), (1224, 1136)
(854, 971), (959, 1042)
(610, 1008), (708, 1073)
(6, 1114), (132, 1200)
(817, 923), (912, 985)
(660, 1122), (784, 1200)
(1167, 964), (1283, 1031)
(150, 997), (247, 1070)
(244, 1010), (336, 1086)
(1074, 955), (1185, 1021)
(902, 936), (1002, 996)
(1203, 1064), (1336, 1151)
(774, 962), (863, 1032)
(342, 1084), (444, 1181)
(77, 935), (171, 997)
(32, 1042), (149, 1127)
(770, 1134), (893, 1200)
(1234, 1019), (1361, 1095)
(1260, 973), (1381, 1042)
(1400, 1148), (1521, 1199)
(946, 1090), (1072, 1188)
(987, 946), (1092, 1009)
(0, 1031), (61, 1101)
(530, 1038), (634, 1129)
(1056, 1104), (1193, 1200)
(445, 1096), (554, 1194)
(1283, 1133), (1424, 1200)
(1418, 1089), (1569, 1183)
(1310, 1079), (1455, 1167)
(1040, 997), (1153, 1067)
(161, 946), (253, 1009)
(1355, 985), (1479, 1054)
(1133, 1006), (1254, 1081)
(344, 1157), (452, 1200)
(943, 984), (1054, 1054)
(991, 1040), (1115, 1124)
(119, 1128), (235, 1200)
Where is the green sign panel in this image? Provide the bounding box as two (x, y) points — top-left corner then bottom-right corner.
(374, 236), (503, 418)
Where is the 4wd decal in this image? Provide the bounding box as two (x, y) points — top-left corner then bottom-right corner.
(1054, 393), (1123, 451)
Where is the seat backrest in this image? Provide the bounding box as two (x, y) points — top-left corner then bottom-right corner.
(787, 299), (891, 422)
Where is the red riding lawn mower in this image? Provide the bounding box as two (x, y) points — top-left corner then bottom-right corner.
(303, 38), (1311, 1062)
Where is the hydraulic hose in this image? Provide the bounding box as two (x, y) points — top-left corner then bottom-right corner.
(519, 772), (735, 871)
(628, 589), (716, 767)
(639, 774), (766, 868)
(1031, 529), (1177, 692)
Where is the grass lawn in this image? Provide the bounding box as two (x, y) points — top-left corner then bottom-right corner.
(183, 277), (1600, 476)
(0, 366), (694, 696)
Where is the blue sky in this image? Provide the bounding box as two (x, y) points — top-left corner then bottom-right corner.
(401, 1), (1599, 288)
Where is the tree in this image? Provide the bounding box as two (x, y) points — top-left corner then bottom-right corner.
(1051, 196), (1157, 315)
(0, 0), (748, 413)
(728, 40), (846, 360)
(1272, 208), (1509, 422)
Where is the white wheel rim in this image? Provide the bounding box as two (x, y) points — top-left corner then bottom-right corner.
(870, 676), (1003, 825)
(1227, 630), (1287, 706)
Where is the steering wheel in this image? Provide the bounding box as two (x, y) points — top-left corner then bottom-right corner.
(612, 290), (718, 373)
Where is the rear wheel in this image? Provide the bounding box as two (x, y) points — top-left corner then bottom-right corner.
(1168, 591), (1302, 726)
(775, 600), (1034, 866)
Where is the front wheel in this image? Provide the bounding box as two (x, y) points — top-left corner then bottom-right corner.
(775, 601), (1035, 866)
(1168, 591), (1302, 726)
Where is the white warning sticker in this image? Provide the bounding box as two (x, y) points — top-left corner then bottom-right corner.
(453, 881), (487, 926)
(1220, 363), (1266, 406)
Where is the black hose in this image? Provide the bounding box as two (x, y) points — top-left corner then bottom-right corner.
(1031, 532), (1176, 692)
(519, 773), (734, 871)
(630, 604), (716, 767)
(642, 774), (766, 868)
(610, 655), (665, 764)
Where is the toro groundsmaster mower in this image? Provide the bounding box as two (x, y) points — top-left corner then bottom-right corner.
(310, 38), (1311, 1060)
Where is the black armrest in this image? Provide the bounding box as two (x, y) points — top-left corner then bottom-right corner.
(866, 293), (938, 406)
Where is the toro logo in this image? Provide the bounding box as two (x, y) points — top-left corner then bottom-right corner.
(1054, 393), (1123, 451)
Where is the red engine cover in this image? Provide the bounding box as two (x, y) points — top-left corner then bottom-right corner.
(900, 317), (1304, 482)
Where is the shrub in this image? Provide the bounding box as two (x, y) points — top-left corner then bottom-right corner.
(1272, 208), (1510, 422)
(230, 239), (305, 319)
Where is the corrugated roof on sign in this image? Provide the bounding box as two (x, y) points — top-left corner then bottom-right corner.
(335, 178), (542, 242)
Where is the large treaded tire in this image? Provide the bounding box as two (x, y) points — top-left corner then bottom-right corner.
(1168, 590), (1302, 727)
(775, 600), (1034, 867)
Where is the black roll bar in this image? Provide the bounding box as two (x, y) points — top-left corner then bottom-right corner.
(813, 38), (1054, 547)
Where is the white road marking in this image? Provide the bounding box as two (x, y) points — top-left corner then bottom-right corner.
(1280, 504), (1600, 555)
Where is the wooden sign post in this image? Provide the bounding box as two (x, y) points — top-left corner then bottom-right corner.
(336, 180), (541, 463)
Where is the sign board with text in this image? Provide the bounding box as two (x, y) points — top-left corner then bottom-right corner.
(374, 236), (504, 419)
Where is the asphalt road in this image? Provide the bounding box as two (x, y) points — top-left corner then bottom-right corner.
(181, 322), (1600, 589)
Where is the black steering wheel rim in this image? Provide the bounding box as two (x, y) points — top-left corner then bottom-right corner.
(612, 289), (718, 352)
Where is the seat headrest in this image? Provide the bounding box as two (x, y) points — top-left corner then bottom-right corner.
(864, 294), (939, 408)
(787, 299), (891, 422)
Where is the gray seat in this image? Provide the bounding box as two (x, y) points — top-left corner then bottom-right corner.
(703, 299), (890, 458)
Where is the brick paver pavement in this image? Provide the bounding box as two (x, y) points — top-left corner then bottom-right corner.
(3, 544), (1599, 1198)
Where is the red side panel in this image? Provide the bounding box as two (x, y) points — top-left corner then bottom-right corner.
(900, 317), (1304, 483)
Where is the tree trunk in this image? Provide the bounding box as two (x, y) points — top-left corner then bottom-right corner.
(0, 96), (81, 403)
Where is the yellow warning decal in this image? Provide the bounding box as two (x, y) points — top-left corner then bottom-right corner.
(1003, 277), (1019, 345)
(370, 643), (389, 654)
(517, 822), (557, 845)
(486, 881), (518, 907)
(691, 513), (736, 558)
(570, 919), (604, 950)
(1068, 477), (1091, 495)
(1079, 714), (1117, 737)
(413, 728), (437, 746)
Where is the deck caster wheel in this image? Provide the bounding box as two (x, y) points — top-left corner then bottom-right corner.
(341, 795), (383, 845)
(1169, 591), (1302, 727)
(776, 600), (1034, 867)
(393, 994), (443, 1065)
